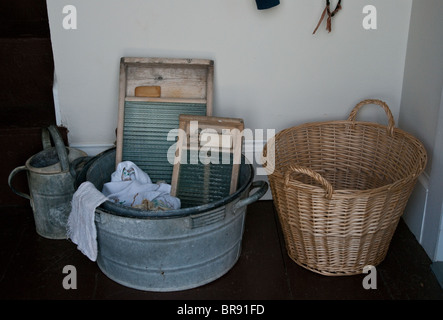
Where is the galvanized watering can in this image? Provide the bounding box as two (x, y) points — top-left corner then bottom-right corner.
(8, 125), (88, 239)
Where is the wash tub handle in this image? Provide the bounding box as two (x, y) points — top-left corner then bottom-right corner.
(234, 180), (269, 211)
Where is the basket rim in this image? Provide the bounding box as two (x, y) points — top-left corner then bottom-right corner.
(262, 119), (427, 199)
(264, 119), (427, 163)
(270, 119), (427, 144)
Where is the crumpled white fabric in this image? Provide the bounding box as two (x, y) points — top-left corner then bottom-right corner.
(67, 181), (108, 261)
(101, 161), (180, 210)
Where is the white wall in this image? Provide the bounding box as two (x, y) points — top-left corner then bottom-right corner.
(47, 0), (412, 155)
(399, 0), (443, 261)
(399, 0), (443, 175)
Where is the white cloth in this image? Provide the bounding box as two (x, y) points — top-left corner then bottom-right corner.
(67, 181), (108, 262)
(102, 161), (180, 210)
(110, 160), (152, 184)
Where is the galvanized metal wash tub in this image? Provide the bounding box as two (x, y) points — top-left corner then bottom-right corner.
(82, 148), (268, 291)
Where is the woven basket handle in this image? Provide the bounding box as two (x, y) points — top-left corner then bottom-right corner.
(284, 165), (334, 200)
(347, 99), (395, 136)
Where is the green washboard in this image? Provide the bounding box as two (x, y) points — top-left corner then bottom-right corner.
(121, 100), (207, 183)
(175, 151), (242, 208)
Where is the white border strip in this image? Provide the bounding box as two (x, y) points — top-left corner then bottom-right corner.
(70, 143), (115, 156)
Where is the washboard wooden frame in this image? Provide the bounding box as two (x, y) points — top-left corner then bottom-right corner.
(115, 57), (214, 182)
(170, 115), (244, 199)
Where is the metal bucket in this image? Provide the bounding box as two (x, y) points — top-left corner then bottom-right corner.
(83, 148), (268, 291)
(8, 125), (88, 239)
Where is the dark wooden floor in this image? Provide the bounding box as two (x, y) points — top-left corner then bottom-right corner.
(1, 200), (442, 303)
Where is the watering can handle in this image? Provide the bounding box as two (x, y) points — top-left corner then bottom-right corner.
(41, 125), (70, 172)
(8, 166), (31, 200)
(234, 180), (269, 211)
(41, 128), (51, 150)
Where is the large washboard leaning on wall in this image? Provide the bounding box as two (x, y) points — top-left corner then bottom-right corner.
(115, 57), (214, 183)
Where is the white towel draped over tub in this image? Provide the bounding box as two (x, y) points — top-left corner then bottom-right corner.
(67, 161), (181, 261)
(67, 181), (108, 261)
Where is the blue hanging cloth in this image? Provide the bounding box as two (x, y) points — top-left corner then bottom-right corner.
(255, 0), (280, 10)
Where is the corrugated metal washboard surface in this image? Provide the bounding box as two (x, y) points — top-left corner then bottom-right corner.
(122, 101), (207, 183)
(175, 151), (237, 208)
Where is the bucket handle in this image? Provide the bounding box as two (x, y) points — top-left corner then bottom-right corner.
(234, 180), (269, 211)
(8, 166), (31, 200)
(284, 165), (334, 200)
(347, 99), (395, 136)
(42, 125), (70, 172)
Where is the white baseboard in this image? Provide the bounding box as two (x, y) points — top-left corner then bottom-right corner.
(71, 140), (269, 161)
(70, 143), (115, 156)
(402, 172), (430, 244)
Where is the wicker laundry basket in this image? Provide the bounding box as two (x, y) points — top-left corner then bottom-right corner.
(263, 99), (427, 276)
